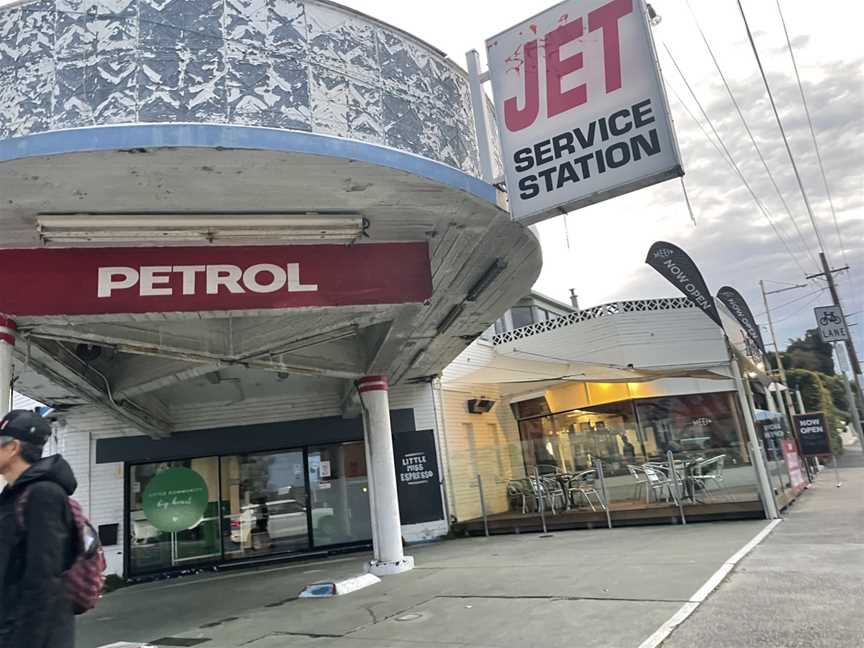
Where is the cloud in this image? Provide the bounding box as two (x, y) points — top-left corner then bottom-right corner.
(535, 51), (864, 351)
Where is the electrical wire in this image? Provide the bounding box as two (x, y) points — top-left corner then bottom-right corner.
(776, 0), (863, 350)
(754, 287), (827, 319)
(768, 289), (829, 325)
(684, 0), (819, 271)
(662, 42), (811, 279)
(736, 0), (826, 255)
(774, 0), (847, 268)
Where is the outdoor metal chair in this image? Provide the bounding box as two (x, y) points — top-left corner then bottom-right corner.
(527, 475), (566, 514)
(688, 455), (727, 500)
(566, 470), (606, 512)
(506, 479), (530, 514)
(629, 464), (673, 503)
(541, 475), (568, 513)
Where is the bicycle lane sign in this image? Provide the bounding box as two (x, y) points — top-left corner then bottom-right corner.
(814, 305), (849, 342)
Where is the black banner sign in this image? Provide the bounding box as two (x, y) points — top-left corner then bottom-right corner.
(645, 241), (722, 327)
(393, 429), (444, 525)
(717, 286), (765, 352)
(757, 416), (786, 457)
(793, 413), (832, 456)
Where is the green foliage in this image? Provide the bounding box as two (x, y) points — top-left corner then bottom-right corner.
(782, 329), (835, 375)
(787, 368), (843, 454)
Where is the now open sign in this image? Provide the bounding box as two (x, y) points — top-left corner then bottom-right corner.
(486, 0), (682, 224)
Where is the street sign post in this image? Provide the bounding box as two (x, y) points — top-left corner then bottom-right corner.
(814, 305), (850, 343)
(485, 0), (682, 224)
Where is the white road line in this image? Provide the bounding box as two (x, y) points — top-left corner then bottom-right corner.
(637, 518), (783, 648)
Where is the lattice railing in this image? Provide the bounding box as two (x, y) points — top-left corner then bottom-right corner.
(491, 297), (696, 345)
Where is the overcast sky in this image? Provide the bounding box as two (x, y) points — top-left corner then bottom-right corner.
(2, 1), (860, 359)
(336, 0), (862, 358)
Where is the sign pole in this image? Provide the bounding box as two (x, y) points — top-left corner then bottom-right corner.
(834, 342), (864, 451)
(831, 455), (841, 488)
(759, 281), (801, 422)
(465, 50), (496, 184)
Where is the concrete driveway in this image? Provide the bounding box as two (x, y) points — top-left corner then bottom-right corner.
(81, 517), (769, 648)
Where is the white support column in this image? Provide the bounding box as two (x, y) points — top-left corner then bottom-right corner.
(358, 375), (414, 576)
(0, 317), (15, 491)
(731, 360), (779, 519)
(0, 316), (16, 416)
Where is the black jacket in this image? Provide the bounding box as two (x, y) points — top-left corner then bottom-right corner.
(0, 455), (77, 648)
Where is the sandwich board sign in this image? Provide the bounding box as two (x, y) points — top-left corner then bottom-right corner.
(793, 413), (832, 457)
(814, 305), (849, 343)
(486, 0), (682, 224)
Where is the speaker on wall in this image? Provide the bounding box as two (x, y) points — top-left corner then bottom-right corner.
(467, 398), (496, 414)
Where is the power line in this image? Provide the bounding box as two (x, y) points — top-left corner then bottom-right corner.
(736, 0), (827, 256)
(768, 289), (829, 325)
(662, 42), (811, 279)
(755, 287), (827, 319)
(774, 0), (847, 268)
(684, 0), (819, 272)
(775, 0), (863, 353)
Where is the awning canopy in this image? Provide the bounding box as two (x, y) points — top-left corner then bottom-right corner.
(447, 349), (731, 387)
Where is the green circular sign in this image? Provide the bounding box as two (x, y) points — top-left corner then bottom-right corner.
(142, 467), (209, 533)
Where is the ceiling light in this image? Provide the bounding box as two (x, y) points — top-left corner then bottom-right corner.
(36, 213), (369, 245)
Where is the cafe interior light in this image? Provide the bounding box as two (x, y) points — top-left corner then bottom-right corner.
(36, 213), (369, 245)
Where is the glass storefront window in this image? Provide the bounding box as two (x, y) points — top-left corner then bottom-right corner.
(509, 392), (759, 513)
(634, 393), (747, 463)
(308, 442), (371, 546)
(129, 457), (222, 574)
(221, 450), (309, 560)
(127, 442), (373, 577)
(516, 401), (641, 477)
(511, 306), (534, 329)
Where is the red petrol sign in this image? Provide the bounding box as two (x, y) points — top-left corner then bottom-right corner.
(0, 243), (432, 317)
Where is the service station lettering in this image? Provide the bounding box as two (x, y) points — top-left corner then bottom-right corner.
(514, 99), (661, 200)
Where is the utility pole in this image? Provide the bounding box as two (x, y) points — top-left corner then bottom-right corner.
(834, 342), (864, 451)
(760, 280), (806, 417)
(806, 252), (864, 400)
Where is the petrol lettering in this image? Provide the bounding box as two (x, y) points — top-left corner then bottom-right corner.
(96, 264), (319, 298)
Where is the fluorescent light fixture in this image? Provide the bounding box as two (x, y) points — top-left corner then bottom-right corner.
(36, 213), (368, 245)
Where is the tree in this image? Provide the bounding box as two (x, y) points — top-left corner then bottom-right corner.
(783, 329), (835, 375)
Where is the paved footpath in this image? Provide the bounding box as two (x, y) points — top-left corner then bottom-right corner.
(662, 448), (864, 648)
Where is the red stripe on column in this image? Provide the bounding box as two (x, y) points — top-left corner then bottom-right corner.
(357, 375), (388, 392)
(0, 333), (14, 346)
(0, 317), (16, 330)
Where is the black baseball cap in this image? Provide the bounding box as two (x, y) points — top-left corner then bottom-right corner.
(0, 410), (52, 445)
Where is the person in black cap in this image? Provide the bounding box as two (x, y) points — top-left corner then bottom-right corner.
(0, 410), (78, 648)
